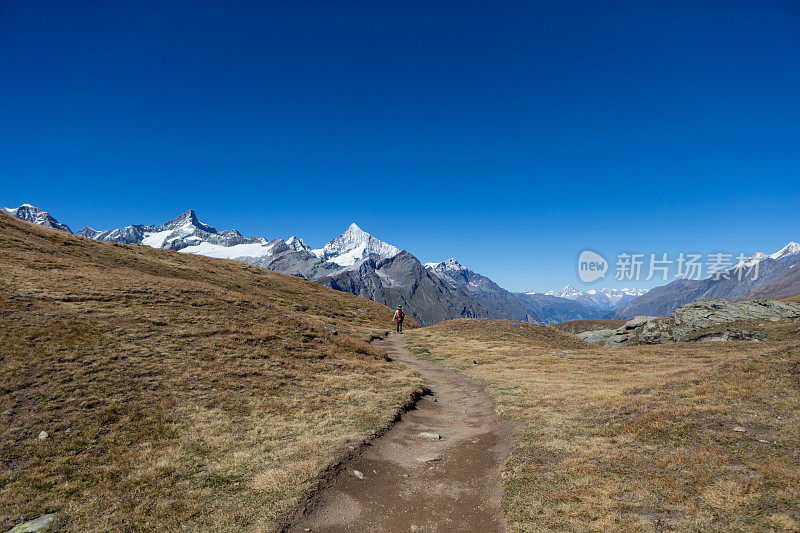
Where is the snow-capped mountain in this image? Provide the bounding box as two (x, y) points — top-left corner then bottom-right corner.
(285, 235), (311, 253)
(312, 223), (401, 266)
(77, 209), (266, 255)
(424, 259), (530, 321)
(2, 204), (71, 233)
(770, 241), (800, 261)
(535, 285), (649, 311)
(3, 204), (480, 325)
(614, 240), (800, 319)
(734, 242), (800, 267)
(10, 202), (800, 326)
(424, 258), (469, 276)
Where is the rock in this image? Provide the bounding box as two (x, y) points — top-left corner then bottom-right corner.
(625, 316), (659, 329)
(8, 514), (57, 532)
(37, 431), (48, 441)
(471, 360), (478, 364)
(324, 327), (338, 336)
(353, 470), (366, 479)
(604, 332), (633, 347)
(610, 298), (800, 347)
(416, 453), (443, 463)
(732, 426), (746, 432)
(577, 329), (615, 343)
(419, 432), (442, 440)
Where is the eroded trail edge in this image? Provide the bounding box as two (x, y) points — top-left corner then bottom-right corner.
(287, 333), (517, 533)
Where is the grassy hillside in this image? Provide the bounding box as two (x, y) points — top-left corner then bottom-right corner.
(551, 318), (626, 334)
(0, 212), (423, 531)
(408, 319), (800, 531)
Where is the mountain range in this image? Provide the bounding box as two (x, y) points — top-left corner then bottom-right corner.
(5, 204), (800, 325)
(1, 205), (522, 325)
(540, 285), (649, 311)
(613, 242), (800, 318)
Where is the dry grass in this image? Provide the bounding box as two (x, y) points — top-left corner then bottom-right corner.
(408, 319), (800, 532)
(551, 319), (626, 334)
(0, 212), (423, 531)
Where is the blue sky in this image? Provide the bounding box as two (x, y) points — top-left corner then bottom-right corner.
(2, 1), (799, 292)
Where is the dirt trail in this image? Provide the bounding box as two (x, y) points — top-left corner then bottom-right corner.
(287, 333), (516, 533)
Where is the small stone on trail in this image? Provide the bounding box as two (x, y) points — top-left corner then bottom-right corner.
(416, 453), (443, 463)
(471, 360), (478, 364)
(732, 426), (746, 432)
(419, 432), (441, 440)
(37, 431), (48, 441)
(353, 470), (366, 479)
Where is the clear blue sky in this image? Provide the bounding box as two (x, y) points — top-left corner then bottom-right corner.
(2, 1), (799, 292)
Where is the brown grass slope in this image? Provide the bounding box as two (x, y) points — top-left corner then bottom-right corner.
(425, 319), (591, 351)
(551, 318), (627, 335)
(0, 211), (423, 532)
(409, 319), (800, 532)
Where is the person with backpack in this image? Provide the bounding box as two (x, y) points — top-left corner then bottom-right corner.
(394, 305), (405, 333)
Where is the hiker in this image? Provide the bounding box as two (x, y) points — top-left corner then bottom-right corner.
(394, 305), (405, 333)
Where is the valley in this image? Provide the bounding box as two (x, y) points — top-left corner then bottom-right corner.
(3, 208), (800, 532)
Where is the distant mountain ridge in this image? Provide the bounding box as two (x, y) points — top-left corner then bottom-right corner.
(613, 242), (800, 319)
(10, 203), (796, 325)
(423, 258), (530, 321)
(2, 204), (72, 233)
(2, 204), (498, 325)
(537, 285), (649, 311)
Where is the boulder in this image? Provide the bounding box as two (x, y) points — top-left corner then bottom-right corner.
(624, 316), (659, 329)
(577, 329), (615, 343)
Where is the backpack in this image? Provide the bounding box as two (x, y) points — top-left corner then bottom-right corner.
(395, 310), (404, 321)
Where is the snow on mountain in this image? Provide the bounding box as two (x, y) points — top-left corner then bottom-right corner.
(77, 209), (267, 255)
(286, 235), (311, 253)
(2, 204), (72, 233)
(732, 242), (800, 268)
(534, 285), (649, 311)
(313, 223), (401, 266)
(423, 258), (531, 321)
(770, 241), (800, 261)
(181, 238), (280, 259)
(424, 258), (468, 274)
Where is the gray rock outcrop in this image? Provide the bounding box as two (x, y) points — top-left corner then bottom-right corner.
(604, 298), (800, 347)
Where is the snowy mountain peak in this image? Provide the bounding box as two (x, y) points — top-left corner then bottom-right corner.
(2, 204), (72, 233)
(535, 285), (650, 311)
(165, 209), (216, 233)
(424, 258), (466, 273)
(314, 223), (401, 267)
(346, 222), (363, 233)
(285, 235), (311, 253)
(770, 241), (800, 261)
(543, 284), (581, 298)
